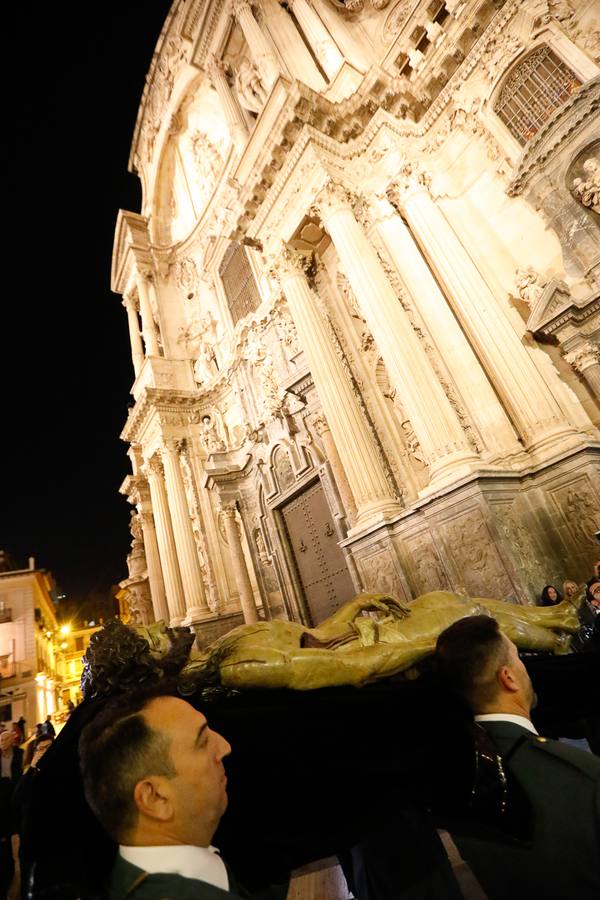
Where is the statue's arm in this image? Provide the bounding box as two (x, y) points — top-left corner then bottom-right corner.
(217, 639), (435, 691)
(311, 593), (408, 642)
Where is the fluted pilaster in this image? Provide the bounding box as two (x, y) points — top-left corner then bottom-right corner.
(161, 440), (210, 620)
(220, 501), (259, 624)
(144, 457), (186, 624)
(273, 243), (401, 526)
(388, 165), (580, 456)
(233, 0), (280, 88)
(122, 295), (144, 377)
(314, 182), (478, 489)
(370, 195), (523, 463)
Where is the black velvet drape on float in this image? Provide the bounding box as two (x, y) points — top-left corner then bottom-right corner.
(22, 651), (599, 898)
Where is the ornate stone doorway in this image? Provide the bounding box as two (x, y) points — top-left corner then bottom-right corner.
(281, 479), (355, 625)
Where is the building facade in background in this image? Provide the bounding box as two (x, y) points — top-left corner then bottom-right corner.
(0, 562), (97, 729)
(114, 0), (600, 642)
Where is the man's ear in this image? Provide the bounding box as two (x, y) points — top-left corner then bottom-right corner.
(497, 664), (519, 694)
(133, 777), (173, 822)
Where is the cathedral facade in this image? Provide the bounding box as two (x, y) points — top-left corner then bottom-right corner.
(113, 0), (600, 638)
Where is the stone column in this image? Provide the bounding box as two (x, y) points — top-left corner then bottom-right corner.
(314, 182), (478, 488)
(564, 342), (600, 401)
(137, 506), (169, 624)
(371, 195), (523, 462)
(313, 413), (358, 525)
(144, 457), (187, 624)
(273, 245), (402, 525)
(262, 0), (326, 90)
(160, 440), (210, 621)
(232, 0), (280, 88)
(135, 271), (160, 356)
(220, 501), (259, 624)
(122, 295), (144, 377)
(287, 0), (343, 80)
(311, 0), (372, 72)
(389, 166), (580, 456)
(206, 55), (248, 151)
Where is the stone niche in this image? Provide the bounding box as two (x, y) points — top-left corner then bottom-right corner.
(349, 447), (600, 604)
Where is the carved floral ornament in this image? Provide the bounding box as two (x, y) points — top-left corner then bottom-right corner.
(563, 342), (600, 374)
(268, 243), (312, 282)
(311, 180), (356, 224)
(382, 0), (417, 45)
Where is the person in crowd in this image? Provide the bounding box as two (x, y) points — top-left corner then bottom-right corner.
(571, 576), (600, 654)
(0, 729), (23, 900)
(13, 734), (54, 899)
(0, 728), (23, 783)
(539, 583), (563, 606)
(435, 615), (600, 900)
(41, 714), (55, 738)
(78, 687), (246, 899)
(562, 579), (581, 605)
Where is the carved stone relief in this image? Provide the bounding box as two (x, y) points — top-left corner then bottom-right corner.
(406, 533), (449, 594)
(440, 509), (514, 598)
(359, 548), (404, 598)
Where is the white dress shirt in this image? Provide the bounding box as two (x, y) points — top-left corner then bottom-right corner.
(119, 844), (230, 892)
(474, 713), (538, 735)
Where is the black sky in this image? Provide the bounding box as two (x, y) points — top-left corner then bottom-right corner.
(3, 2), (173, 599)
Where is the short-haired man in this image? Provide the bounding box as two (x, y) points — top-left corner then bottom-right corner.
(79, 689), (245, 899)
(435, 615), (600, 900)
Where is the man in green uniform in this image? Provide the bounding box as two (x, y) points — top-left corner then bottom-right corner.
(435, 615), (600, 900)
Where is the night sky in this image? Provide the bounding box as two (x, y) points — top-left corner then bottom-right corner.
(3, 2), (173, 605)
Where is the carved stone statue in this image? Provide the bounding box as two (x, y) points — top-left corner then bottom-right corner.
(235, 58), (267, 114)
(571, 157), (600, 214)
(515, 267), (546, 308)
(194, 338), (218, 384)
(200, 415), (227, 453)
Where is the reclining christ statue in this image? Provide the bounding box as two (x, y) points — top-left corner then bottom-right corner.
(127, 590), (579, 694)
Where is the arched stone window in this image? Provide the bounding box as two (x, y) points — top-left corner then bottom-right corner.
(494, 45), (581, 146)
(218, 241), (262, 325)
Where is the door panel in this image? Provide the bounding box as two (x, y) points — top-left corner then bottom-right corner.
(281, 481), (355, 625)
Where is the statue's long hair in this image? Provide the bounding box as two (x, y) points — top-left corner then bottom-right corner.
(81, 619), (194, 700)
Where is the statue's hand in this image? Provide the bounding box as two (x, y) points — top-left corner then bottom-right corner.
(356, 593), (409, 620)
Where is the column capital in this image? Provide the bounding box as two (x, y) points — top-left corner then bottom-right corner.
(161, 438), (186, 456)
(206, 53), (227, 81)
(387, 162), (432, 209)
(144, 455), (164, 478)
(563, 341), (600, 374)
(122, 292), (138, 311)
(312, 180), (355, 226)
(312, 413), (330, 436)
(269, 243), (313, 282)
(219, 499), (239, 519)
(232, 0), (252, 17)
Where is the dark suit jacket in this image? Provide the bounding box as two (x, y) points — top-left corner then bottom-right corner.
(455, 721), (600, 900)
(107, 853), (249, 900)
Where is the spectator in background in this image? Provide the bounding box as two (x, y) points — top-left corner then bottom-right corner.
(0, 729), (23, 784)
(0, 730), (23, 900)
(539, 584), (562, 606)
(13, 734), (54, 899)
(562, 580), (582, 605)
(41, 715), (55, 739)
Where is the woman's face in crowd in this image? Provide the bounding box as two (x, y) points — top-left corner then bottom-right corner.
(564, 582), (578, 598)
(548, 586), (558, 601)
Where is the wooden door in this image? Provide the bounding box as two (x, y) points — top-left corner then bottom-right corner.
(281, 480), (355, 625)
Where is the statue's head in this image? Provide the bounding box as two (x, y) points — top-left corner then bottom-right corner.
(81, 619), (195, 700)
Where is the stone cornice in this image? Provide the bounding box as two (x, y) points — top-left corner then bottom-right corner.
(111, 209), (152, 294)
(121, 387), (199, 443)
(508, 76), (600, 196)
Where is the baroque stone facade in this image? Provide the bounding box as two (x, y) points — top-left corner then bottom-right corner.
(114, 0), (600, 632)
